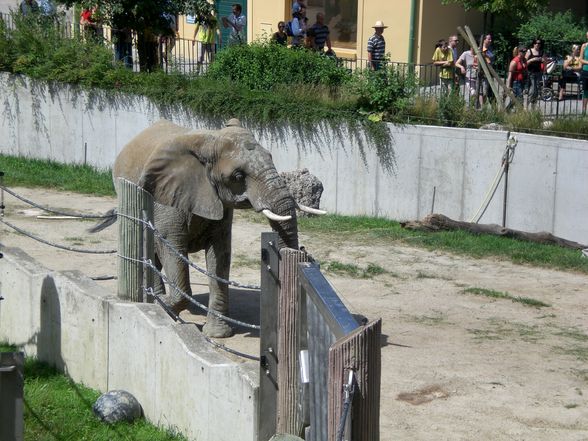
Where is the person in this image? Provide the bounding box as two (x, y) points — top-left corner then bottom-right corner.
(432, 39), (453, 93)
(581, 32), (588, 114)
(526, 38), (546, 106)
(222, 4), (246, 45)
(367, 20), (386, 70)
(19, 0), (38, 16)
(289, 5), (306, 47)
(271, 21), (288, 45)
(113, 27), (133, 69)
(80, 7), (101, 40)
(455, 44), (478, 101)
(478, 33), (495, 106)
(160, 13), (178, 68)
(558, 44), (581, 101)
(448, 35), (460, 87)
(193, 11), (221, 72)
(506, 45), (527, 101)
(308, 12), (331, 52)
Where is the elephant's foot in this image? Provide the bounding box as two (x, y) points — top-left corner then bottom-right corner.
(203, 316), (234, 338)
(160, 295), (190, 317)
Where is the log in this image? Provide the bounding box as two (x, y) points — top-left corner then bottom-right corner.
(400, 213), (588, 250)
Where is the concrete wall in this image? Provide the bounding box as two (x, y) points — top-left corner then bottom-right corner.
(1, 72), (587, 245)
(0, 247), (258, 441)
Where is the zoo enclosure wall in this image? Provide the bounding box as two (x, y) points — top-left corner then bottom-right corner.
(0, 72), (587, 245)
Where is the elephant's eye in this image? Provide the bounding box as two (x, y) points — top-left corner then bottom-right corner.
(232, 171), (244, 182)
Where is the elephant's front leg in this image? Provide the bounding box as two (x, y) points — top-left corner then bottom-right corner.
(202, 214), (233, 338)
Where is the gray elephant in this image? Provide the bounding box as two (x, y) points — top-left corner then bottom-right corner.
(95, 118), (323, 338)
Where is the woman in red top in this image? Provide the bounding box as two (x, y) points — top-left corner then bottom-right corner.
(507, 45), (527, 100)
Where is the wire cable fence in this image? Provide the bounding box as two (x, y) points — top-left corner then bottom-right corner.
(0, 183), (262, 359)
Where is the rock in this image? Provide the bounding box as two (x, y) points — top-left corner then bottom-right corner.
(479, 123), (505, 131)
(269, 434), (305, 441)
(93, 390), (142, 424)
(279, 168), (324, 217)
(543, 120), (554, 129)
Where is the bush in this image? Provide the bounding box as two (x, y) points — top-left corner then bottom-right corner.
(205, 40), (351, 91)
(352, 62), (418, 115)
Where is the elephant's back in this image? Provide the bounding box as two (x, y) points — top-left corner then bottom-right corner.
(113, 119), (192, 183)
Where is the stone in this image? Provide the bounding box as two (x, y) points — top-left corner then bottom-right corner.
(479, 123), (505, 131)
(269, 434), (305, 441)
(93, 390), (142, 424)
(279, 168), (324, 217)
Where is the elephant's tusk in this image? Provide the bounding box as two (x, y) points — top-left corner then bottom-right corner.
(297, 203), (327, 215)
(262, 209), (292, 222)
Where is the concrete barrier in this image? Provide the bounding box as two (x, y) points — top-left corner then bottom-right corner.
(0, 247), (258, 441)
(1, 72), (587, 244)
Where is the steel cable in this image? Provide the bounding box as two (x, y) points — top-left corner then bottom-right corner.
(0, 217), (117, 254)
(117, 212), (261, 290)
(145, 288), (260, 361)
(0, 185), (114, 219)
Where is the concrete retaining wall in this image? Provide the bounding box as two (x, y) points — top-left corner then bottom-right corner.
(1, 72), (587, 244)
(0, 247), (258, 441)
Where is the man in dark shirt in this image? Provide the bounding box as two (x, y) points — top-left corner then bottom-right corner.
(308, 12), (331, 52)
(367, 20), (387, 70)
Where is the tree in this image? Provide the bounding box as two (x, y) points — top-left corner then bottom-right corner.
(516, 10), (585, 56)
(442, 0), (549, 19)
(57, 0), (214, 71)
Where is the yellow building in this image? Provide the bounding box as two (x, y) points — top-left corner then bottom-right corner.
(177, 0), (587, 65)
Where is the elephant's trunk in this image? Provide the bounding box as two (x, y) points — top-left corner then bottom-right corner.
(267, 194), (299, 250)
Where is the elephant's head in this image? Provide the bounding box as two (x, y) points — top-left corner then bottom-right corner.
(138, 119), (300, 249)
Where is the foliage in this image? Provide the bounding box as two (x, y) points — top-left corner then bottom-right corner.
(206, 40), (351, 91)
(516, 10), (586, 57)
(352, 62), (419, 116)
(441, 0), (549, 21)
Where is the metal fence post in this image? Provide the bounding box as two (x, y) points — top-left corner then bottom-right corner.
(258, 232), (280, 441)
(117, 178), (154, 302)
(0, 351), (24, 441)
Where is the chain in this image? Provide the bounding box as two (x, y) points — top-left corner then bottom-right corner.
(336, 370), (356, 441)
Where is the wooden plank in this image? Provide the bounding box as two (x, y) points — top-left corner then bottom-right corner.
(277, 248), (310, 437)
(117, 178), (154, 302)
(328, 319), (382, 441)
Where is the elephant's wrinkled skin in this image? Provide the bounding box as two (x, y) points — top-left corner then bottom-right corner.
(113, 118), (299, 337)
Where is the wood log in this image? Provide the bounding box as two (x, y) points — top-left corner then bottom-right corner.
(400, 213), (588, 250)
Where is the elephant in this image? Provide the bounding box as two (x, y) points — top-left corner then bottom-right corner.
(95, 118), (324, 338)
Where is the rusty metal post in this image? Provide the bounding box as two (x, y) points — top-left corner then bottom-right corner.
(0, 351), (24, 441)
(258, 232), (280, 441)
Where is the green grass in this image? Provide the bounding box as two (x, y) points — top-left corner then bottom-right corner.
(3, 154), (588, 275)
(1, 154), (114, 196)
(324, 260), (387, 279)
(0, 344), (186, 440)
(464, 287), (551, 308)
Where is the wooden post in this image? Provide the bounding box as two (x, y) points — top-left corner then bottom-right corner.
(328, 319), (382, 441)
(117, 178), (154, 302)
(277, 248), (310, 437)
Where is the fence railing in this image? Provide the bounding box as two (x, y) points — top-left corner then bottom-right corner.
(3, 11), (581, 119)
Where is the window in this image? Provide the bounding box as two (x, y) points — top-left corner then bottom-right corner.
(305, 0), (358, 50)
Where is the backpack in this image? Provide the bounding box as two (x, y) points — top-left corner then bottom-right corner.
(286, 20), (294, 37)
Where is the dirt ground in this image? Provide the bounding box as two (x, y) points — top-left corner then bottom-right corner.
(1, 187), (587, 441)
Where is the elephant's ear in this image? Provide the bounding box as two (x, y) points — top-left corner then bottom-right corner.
(139, 133), (224, 220)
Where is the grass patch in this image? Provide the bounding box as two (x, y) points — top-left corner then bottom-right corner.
(0, 344), (186, 440)
(1, 154), (114, 196)
(464, 287), (551, 308)
(324, 260), (387, 279)
(468, 319), (542, 343)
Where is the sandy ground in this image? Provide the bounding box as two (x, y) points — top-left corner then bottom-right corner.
(1, 187), (587, 441)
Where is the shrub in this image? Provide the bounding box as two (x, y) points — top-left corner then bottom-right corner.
(352, 62), (419, 115)
(205, 40), (351, 91)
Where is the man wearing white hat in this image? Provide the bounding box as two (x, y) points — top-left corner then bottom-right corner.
(367, 20), (387, 70)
